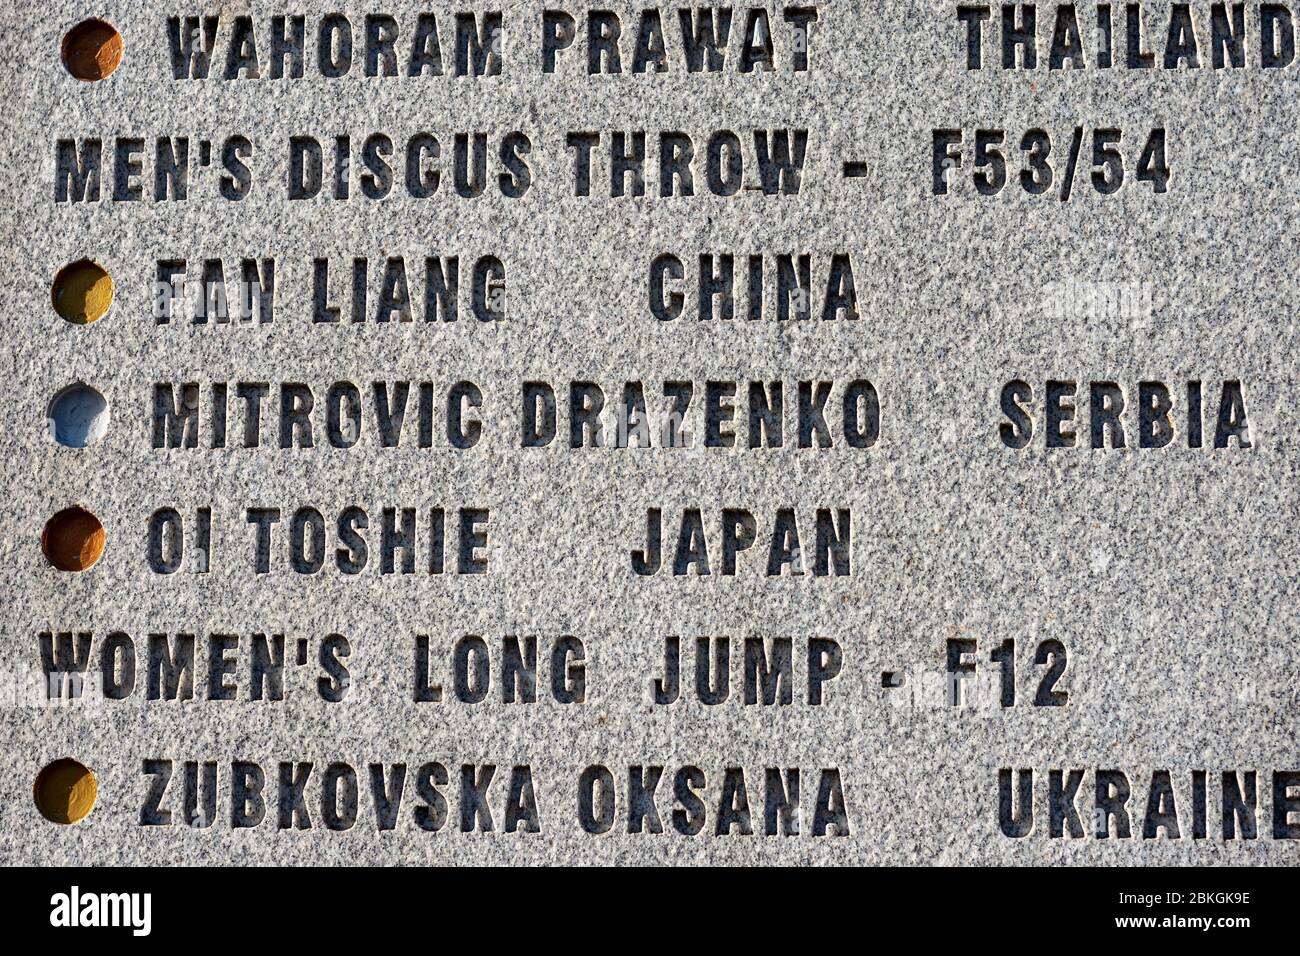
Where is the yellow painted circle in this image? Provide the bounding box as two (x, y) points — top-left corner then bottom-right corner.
(52, 261), (114, 325)
(35, 759), (97, 824)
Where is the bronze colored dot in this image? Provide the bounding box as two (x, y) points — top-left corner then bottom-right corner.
(62, 20), (123, 82)
(52, 260), (114, 325)
(42, 507), (105, 573)
(35, 759), (98, 824)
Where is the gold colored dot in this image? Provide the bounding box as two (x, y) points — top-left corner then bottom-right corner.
(35, 759), (98, 824)
(52, 260), (114, 326)
(62, 20), (123, 82)
(42, 507), (105, 572)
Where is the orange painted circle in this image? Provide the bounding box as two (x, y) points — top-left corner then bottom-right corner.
(62, 20), (123, 82)
(42, 507), (105, 572)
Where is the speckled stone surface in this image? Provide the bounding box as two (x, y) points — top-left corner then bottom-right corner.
(1, 0), (1297, 865)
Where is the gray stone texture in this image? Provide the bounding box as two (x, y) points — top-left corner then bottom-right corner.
(0, 0), (1296, 864)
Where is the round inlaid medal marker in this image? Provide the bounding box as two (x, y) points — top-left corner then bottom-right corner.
(35, 759), (97, 824)
(62, 20), (122, 81)
(41, 507), (105, 572)
(52, 260), (114, 325)
(48, 384), (109, 448)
